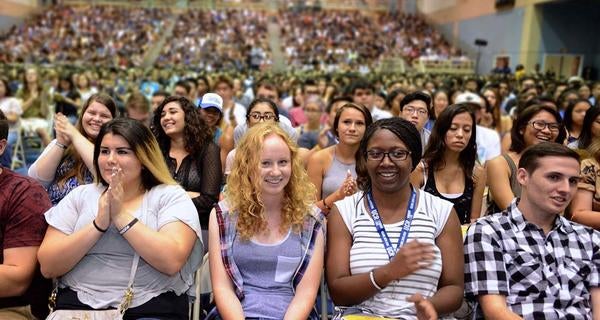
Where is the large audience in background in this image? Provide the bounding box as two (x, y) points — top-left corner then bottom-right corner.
(3, 3), (600, 320)
(0, 4), (464, 71)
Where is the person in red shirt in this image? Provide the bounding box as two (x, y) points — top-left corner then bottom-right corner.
(0, 110), (51, 319)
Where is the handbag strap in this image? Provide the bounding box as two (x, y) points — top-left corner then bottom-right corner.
(118, 191), (148, 314)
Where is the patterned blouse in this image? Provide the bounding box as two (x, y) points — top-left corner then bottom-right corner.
(47, 157), (93, 206)
(579, 157), (600, 211)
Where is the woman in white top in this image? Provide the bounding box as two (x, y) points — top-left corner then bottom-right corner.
(38, 118), (202, 319)
(326, 117), (463, 319)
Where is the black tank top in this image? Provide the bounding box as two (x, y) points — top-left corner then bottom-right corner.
(424, 164), (474, 224)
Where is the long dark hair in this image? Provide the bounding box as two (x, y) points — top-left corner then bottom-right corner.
(578, 106), (600, 149)
(563, 98), (592, 132)
(152, 95), (211, 156)
(423, 103), (477, 177)
(509, 104), (566, 153)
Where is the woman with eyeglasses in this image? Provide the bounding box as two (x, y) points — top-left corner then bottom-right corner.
(486, 104), (566, 213)
(326, 117), (463, 319)
(411, 104), (486, 225)
(307, 103), (373, 216)
(152, 96), (221, 245)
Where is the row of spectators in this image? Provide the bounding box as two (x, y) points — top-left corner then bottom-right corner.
(0, 5), (168, 67)
(0, 5), (463, 71)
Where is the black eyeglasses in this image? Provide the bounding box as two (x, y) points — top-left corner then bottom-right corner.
(402, 106), (428, 116)
(528, 120), (560, 132)
(248, 112), (276, 121)
(366, 150), (411, 161)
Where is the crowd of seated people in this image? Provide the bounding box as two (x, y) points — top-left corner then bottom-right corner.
(0, 5), (168, 67)
(2, 6), (600, 315)
(1, 4), (466, 72)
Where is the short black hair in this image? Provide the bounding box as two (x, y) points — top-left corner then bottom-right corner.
(399, 91), (432, 111)
(174, 80), (191, 95)
(348, 79), (374, 96)
(519, 142), (579, 174)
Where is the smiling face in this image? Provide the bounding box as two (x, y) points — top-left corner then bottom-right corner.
(259, 134), (292, 198)
(82, 101), (113, 139)
(444, 112), (473, 154)
(517, 156), (579, 217)
(336, 107), (367, 146)
(160, 101), (185, 137)
(365, 129), (412, 194)
(247, 102), (277, 128)
(98, 133), (143, 188)
(200, 107), (221, 128)
(521, 110), (560, 147)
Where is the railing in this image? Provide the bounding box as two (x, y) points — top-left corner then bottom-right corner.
(413, 57), (475, 74)
(61, 0), (389, 10)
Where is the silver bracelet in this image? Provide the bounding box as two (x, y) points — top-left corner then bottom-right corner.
(369, 270), (383, 290)
(55, 141), (67, 149)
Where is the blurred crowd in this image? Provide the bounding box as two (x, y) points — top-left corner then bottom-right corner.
(0, 5), (168, 67)
(0, 4), (464, 71)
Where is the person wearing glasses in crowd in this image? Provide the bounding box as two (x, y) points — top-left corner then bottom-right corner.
(465, 142), (600, 319)
(399, 91), (432, 155)
(326, 117), (463, 319)
(486, 105), (566, 213)
(208, 122), (324, 319)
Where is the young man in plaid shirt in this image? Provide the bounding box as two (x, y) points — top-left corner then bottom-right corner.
(464, 142), (600, 319)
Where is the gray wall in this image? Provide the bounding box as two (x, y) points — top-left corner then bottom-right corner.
(457, 8), (524, 74)
(539, 0), (600, 78)
(0, 15), (24, 33)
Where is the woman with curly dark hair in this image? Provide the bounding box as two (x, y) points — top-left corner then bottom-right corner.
(152, 96), (221, 237)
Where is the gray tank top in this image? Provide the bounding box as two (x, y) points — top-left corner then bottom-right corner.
(321, 148), (356, 199)
(232, 229), (302, 319)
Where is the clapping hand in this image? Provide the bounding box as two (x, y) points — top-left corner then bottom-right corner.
(337, 169), (358, 198)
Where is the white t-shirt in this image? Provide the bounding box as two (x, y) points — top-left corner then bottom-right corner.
(224, 102), (247, 127)
(335, 190), (452, 319)
(45, 183), (203, 309)
(476, 125), (501, 164)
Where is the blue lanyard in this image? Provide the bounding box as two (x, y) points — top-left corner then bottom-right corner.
(366, 188), (417, 260)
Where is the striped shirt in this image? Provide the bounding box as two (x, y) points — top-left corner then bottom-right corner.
(335, 190), (453, 319)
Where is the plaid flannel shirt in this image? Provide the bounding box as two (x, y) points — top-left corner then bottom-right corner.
(464, 199), (600, 319)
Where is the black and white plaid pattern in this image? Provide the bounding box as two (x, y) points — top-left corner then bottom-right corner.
(464, 199), (600, 319)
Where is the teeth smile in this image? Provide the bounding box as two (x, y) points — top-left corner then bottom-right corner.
(379, 172), (396, 177)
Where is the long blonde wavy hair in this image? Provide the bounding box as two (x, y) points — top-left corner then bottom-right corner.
(226, 122), (316, 240)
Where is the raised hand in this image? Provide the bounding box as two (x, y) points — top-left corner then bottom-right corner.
(337, 169), (358, 199)
(54, 113), (72, 146)
(387, 240), (435, 280)
(107, 167), (125, 220)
